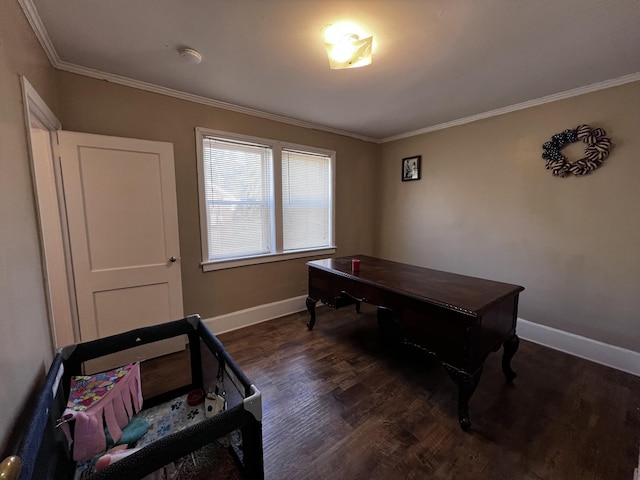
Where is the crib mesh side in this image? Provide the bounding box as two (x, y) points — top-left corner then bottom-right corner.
(81, 317), (262, 479)
(6, 317), (262, 480)
(197, 328), (264, 478)
(4, 355), (74, 480)
(87, 404), (252, 480)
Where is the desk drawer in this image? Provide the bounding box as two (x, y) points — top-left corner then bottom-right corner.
(308, 268), (376, 306)
(396, 299), (477, 369)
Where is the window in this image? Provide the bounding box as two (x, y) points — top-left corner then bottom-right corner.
(196, 128), (336, 271)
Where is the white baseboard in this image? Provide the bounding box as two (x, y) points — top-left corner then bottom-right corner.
(203, 295), (308, 335)
(202, 298), (639, 377)
(517, 318), (640, 377)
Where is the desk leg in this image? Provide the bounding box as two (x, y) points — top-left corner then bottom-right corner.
(444, 364), (482, 431)
(306, 297), (318, 330)
(376, 307), (402, 347)
(501, 334), (519, 382)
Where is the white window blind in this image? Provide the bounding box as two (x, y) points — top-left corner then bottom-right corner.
(196, 128), (336, 270)
(282, 149), (331, 251)
(202, 137), (273, 261)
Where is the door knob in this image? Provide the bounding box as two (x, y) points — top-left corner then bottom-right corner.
(169, 256), (177, 263)
(0, 456), (21, 480)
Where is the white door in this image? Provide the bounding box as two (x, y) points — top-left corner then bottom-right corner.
(58, 131), (184, 371)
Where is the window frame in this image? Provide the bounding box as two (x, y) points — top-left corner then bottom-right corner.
(195, 127), (336, 271)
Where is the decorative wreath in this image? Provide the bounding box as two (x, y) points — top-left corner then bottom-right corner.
(541, 124), (612, 177)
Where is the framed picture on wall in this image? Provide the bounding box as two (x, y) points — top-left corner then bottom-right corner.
(402, 155), (421, 181)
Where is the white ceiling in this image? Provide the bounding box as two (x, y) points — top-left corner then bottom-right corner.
(24, 0), (640, 141)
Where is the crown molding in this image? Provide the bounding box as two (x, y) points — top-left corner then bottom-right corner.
(52, 59), (640, 146)
(20, 0), (380, 147)
(380, 71), (640, 143)
(19, 0), (640, 145)
(53, 60), (380, 143)
(18, 0), (377, 144)
(18, 0), (60, 65)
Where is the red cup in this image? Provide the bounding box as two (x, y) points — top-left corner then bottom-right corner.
(351, 258), (360, 273)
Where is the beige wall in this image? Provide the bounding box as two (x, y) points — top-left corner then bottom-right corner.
(0, 1), (58, 453)
(1, 0), (638, 456)
(54, 71), (640, 353)
(377, 81), (640, 352)
(55, 71), (378, 318)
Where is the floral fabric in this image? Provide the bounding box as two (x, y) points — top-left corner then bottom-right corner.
(66, 364), (136, 411)
(60, 363), (143, 462)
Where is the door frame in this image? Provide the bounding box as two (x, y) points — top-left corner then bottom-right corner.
(21, 76), (78, 347)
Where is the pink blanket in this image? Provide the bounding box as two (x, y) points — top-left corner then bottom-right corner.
(60, 363), (143, 461)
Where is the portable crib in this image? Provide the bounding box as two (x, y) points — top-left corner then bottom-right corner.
(2, 315), (263, 480)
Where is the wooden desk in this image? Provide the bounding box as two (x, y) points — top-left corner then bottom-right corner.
(306, 255), (524, 430)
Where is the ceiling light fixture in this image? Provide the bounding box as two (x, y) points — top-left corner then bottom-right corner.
(178, 47), (202, 64)
(323, 23), (373, 69)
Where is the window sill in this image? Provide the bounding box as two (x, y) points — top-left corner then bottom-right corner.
(201, 247), (337, 272)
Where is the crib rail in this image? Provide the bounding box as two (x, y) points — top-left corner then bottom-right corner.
(3, 314), (264, 480)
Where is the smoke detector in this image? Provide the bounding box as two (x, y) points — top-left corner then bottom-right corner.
(178, 47), (202, 64)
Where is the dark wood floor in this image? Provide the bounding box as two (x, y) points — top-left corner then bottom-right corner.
(213, 304), (640, 480)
